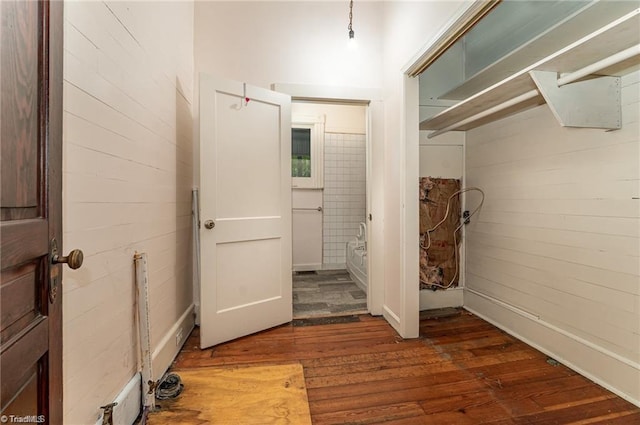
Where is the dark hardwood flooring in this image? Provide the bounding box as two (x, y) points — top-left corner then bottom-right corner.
(168, 310), (639, 424)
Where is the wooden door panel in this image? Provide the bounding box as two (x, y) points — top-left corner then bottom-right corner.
(0, 263), (40, 344)
(0, 0), (39, 212)
(1, 0), (63, 422)
(1, 317), (48, 410)
(1, 220), (49, 267)
(3, 371), (38, 417)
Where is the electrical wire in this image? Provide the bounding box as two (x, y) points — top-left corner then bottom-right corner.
(420, 187), (485, 290)
(155, 373), (184, 400)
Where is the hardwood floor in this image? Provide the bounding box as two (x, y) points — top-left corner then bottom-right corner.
(167, 310), (639, 424)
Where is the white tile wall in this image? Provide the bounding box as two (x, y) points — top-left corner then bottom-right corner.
(323, 133), (367, 266)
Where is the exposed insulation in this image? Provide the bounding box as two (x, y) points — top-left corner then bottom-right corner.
(419, 177), (461, 290)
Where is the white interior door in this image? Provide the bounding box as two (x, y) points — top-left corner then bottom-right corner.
(199, 74), (292, 349)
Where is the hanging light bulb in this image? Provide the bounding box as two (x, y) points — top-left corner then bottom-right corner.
(348, 0), (354, 40)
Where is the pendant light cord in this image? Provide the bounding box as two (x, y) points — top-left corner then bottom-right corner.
(348, 0), (354, 39)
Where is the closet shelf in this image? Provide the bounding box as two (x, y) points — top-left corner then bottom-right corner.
(420, 8), (640, 138)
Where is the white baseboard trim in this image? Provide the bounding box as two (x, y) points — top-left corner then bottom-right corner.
(382, 305), (401, 334)
(94, 305), (196, 425)
(321, 263), (347, 271)
(293, 263), (322, 272)
(419, 287), (463, 310)
(94, 373), (141, 425)
(151, 304), (196, 381)
(464, 290), (640, 408)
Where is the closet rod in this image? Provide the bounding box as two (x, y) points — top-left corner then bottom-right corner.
(558, 44), (640, 86)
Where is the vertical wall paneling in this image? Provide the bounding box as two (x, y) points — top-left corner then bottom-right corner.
(464, 70), (640, 405)
(62, 2), (194, 423)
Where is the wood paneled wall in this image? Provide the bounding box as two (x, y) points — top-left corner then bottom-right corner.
(61, 2), (194, 423)
(465, 70), (640, 405)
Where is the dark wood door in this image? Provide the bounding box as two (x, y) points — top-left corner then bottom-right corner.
(1, 1), (64, 423)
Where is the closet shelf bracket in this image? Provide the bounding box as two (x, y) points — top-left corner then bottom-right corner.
(529, 70), (621, 130)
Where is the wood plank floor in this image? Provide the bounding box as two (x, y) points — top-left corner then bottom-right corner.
(166, 310), (639, 424)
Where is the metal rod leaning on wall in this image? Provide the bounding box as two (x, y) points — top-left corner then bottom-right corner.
(134, 252), (156, 411)
(192, 188), (201, 326)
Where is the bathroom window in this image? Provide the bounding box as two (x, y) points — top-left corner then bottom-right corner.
(292, 115), (324, 188)
(292, 128), (311, 178)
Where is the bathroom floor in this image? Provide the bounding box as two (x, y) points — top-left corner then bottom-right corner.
(292, 270), (367, 318)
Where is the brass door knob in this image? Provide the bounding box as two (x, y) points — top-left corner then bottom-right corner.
(53, 249), (84, 269)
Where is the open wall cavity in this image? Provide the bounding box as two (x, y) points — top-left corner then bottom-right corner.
(420, 177), (461, 289)
(418, 132), (465, 310)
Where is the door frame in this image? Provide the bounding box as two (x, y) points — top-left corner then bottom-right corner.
(48, 1), (64, 420)
(397, 0), (485, 337)
(272, 83), (383, 316)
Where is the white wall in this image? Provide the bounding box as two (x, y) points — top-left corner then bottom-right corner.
(419, 132), (463, 179)
(194, 1), (383, 181)
(291, 102), (367, 135)
(464, 71), (640, 405)
(194, 2), (383, 90)
(63, 1), (194, 423)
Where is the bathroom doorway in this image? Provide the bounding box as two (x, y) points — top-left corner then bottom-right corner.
(290, 100), (369, 318)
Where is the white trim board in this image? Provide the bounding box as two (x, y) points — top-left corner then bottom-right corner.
(94, 305), (196, 425)
(151, 304), (195, 381)
(272, 83), (382, 103)
(398, 74), (421, 338)
(464, 290), (640, 408)
(383, 305), (401, 333)
(420, 287), (463, 310)
(94, 373), (141, 425)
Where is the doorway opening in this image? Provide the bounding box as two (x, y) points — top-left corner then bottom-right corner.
(290, 100), (369, 318)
